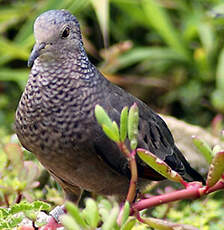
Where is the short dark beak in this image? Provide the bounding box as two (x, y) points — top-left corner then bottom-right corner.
(27, 42), (46, 68)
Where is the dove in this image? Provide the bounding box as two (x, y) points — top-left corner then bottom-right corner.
(15, 9), (204, 204)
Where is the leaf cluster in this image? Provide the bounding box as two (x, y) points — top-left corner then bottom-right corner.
(0, 135), (41, 203)
(0, 201), (50, 229)
(61, 199), (136, 230)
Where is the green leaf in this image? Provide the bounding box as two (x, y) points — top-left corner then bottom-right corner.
(83, 198), (100, 228)
(121, 218), (136, 230)
(128, 103), (139, 150)
(102, 124), (119, 142)
(32, 200), (51, 211)
(95, 104), (113, 129)
(0, 208), (9, 217)
(24, 210), (37, 221)
(141, 0), (189, 60)
(98, 206), (109, 223)
(137, 148), (184, 183)
(98, 199), (114, 223)
(192, 136), (213, 163)
(116, 47), (187, 72)
(95, 105), (118, 142)
(112, 121), (120, 142)
(121, 201), (130, 226)
(10, 202), (32, 214)
(141, 216), (192, 230)
(216, 46), (224, 91)
(111, 0), (147, 26)
(0, 68), (28, 82)
(206, 151), (224, 188)
(99, 198), (113, 210)
(68, 0), (90, 13)
(65, 201), (87, 228)
(120, 106), (128, 142)
(213, 145), (222, 155)
(90, 0), (109, 47)
(6, 216), (24, 229)
(61, 214), (81, 230)
(95, 105), (120, 142)
(198, 22), (215, 55)
(102, 204), (119, 230)
(211, 89), (224, 112)
(0, 37), (29, 60)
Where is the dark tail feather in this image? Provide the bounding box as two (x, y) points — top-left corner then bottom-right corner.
(174, 146), (206, 185)
(184, 164), (206, 185)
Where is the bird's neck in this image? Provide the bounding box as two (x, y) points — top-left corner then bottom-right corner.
(34, 48), (96, 79)
(29, 48), (101, 95)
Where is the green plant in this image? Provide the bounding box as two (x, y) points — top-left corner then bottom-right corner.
(0, 201), (50, 229)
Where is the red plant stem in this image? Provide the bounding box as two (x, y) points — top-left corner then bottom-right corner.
(118, 143), (224, 215)
(118, 142), (130, 158)
(135, 211), (144, 223)
(118, 142), (138, 204)
(180, 179), (188, 188)
(131, 180), (224, 214)
(132, 187), (199, 214)
(126, 150), (138, 204)
(206, 179), (224, 193)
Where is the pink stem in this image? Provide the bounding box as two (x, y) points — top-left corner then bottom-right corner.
(206, 179), (224, 193)
(118, 143), (138, 204)
(132, 186), (200, 214)
(131, 180), (224, 214)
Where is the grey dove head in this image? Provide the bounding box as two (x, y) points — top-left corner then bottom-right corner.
(28, 9), (83, 67)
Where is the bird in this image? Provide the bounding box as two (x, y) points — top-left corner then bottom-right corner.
(15, 9), (205, 204)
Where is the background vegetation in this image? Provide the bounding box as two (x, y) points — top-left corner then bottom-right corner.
(0, 0), (224, 229)
(1, 0), (224, 132)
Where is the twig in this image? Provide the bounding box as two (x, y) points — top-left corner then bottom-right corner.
(118, 143), (138, 204)
(117, 142), (138, 226)
(4, 194), (9, 207)
(15, 191), (22, 204)
(126, 150), (138, 204)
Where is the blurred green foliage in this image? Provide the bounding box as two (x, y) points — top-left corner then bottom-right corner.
(0, 201), (51, 229)
(153, 196), (224, 230)
(1, 0), (224, 132)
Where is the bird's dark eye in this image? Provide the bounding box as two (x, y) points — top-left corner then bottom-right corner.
(61, 27), (70, 38)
